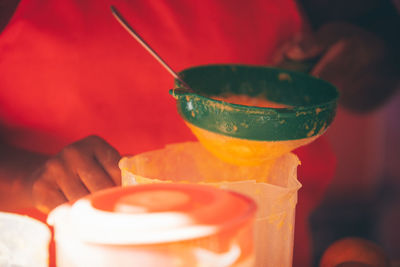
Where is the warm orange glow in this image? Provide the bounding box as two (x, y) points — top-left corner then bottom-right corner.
(187, 122), (317, 168)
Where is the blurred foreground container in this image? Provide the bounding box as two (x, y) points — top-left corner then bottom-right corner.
(48, 183), (256, 267)
(0, 212), (51, 267)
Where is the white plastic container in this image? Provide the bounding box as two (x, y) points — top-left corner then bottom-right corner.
(0, 212), (51, 267)
(48, 183), (256, 267)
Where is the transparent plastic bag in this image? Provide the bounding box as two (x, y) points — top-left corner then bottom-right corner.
(120, 142), (301, 267)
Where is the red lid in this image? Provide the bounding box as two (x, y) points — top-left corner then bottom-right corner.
(52, 184), (256, 245)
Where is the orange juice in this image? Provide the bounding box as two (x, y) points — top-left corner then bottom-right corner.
(213, 94), (291, 109)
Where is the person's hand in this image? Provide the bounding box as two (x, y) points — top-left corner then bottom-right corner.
(319, 237), (390, 267)
(29, 135), (121, 213)
(275, 22), (399, 112)
(333, 262), (374, 267)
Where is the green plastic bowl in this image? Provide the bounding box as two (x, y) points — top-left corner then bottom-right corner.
(170, 64), (338, 141)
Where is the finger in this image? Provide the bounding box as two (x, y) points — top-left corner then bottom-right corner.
(76, 157), (117, 192)
(48, 156), (91, 200)
(311, 39), (349, 78)
(57, 145), (113, 195)
(94, 150), (121, 186)
(65, 135), (121, 188)
(270, 41), (293, 65)
(89, 136), (122, 186)
(285, 34), (324, 61)
(58, 173), (91, 201)
(32, 180), (67, 214)
(285, 43), (324, 61)
(39, 156), (90, 202)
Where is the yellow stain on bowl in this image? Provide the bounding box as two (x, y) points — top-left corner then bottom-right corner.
(186, 122), (317, 166)
(186, 94), (318, 166)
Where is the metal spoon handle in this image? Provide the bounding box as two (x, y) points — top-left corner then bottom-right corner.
(110, 6), (192, 91)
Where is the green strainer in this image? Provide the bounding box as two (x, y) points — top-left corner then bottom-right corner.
(170, 64), (338, 166)
(171, 64), (338, 141)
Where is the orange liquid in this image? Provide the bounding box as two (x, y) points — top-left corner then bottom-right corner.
(213, 94), (291, 109)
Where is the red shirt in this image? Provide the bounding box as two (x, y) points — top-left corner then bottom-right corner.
(0, 0), (335, 266)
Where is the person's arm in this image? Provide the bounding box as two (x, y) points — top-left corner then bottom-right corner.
(0, 141), (49, 211)
(0, 2), (123, 214)
(278, 0), (400, 112)
(0, 135), (121, 213)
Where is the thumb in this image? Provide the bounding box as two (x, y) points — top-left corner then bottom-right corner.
(310, 39), (348, 78)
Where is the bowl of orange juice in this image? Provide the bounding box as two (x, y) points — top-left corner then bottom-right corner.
(170, 64), (338, 165)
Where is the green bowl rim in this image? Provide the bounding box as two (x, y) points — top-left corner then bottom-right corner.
(170, 64), (339, 141)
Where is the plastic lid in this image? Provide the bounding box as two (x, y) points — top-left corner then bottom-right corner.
(50, 184), (256, 245)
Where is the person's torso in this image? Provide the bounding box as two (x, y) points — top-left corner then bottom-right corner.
(0, 0), (304, 155)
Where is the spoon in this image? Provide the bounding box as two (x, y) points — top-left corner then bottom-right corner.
(110, 6), (193, 92)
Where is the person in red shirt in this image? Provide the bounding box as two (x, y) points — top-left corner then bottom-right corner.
(0, 0), (398, 266)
